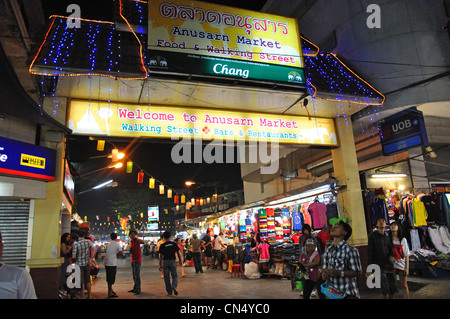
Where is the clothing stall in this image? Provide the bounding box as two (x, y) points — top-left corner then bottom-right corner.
(241, 188), (340, 279)
(365, 186), (450, 277)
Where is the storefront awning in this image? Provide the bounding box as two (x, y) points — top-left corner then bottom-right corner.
(182, 176), (337, 225)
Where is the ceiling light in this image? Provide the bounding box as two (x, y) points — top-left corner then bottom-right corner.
(371, 174), (407, 178)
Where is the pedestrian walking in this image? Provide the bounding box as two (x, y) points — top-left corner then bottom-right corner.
(159, 231), (183, 297)
(0, 230), (37, 299)
(60, 232), (72, 292)
(157, 235), (166, 278)
(322, 221), (362, 299)
(202, 230), (213, 269)
(128, 230), (144, 295)
(104, 232), (123, 298)
(72, 229), (97, 299)
(175, 238), (186, 277)
(368, 217), (397, 299)
(190, 234), (204, 273)
(299, 239), (326, 299)
(389, 221), (410, 298)
(212, 232), (226, 269)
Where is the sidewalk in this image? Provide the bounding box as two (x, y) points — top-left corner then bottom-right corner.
(88, 255), (450, 299)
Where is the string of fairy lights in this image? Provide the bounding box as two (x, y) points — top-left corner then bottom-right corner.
(93, 140), (218, 214)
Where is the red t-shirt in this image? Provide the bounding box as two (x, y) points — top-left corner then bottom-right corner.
(292, 233), (302, 244)
(130, 239), (142, 262)
(317, 229), (331, 243)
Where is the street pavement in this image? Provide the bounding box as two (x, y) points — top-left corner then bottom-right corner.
(88, 254), (450, 300)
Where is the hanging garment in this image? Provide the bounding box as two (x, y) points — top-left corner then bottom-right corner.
(410, 229), (421, 252)
(439, 226), (450, 248)
(292, 211), (303, 231)
(369, 197), (390, 228)
(421, 194), (444, 223)
(412, 197), (428, 227)
(308, 201), (328, 230)
(428, 227), (450, 254)
(443, 193), (450, 228)
(326, 203), (339, 222)
(302, 211), (312, 228)
(258, 243), (270, 262)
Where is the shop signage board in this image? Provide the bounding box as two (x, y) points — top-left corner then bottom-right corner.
(379, 107), (428, 156)
(0, 136), (57, 181)
(64, 160), (75, 204)
(148, 0), (305, 85)
(67, 100), (338, 147)
(430, 183), (450, 192)
(148, 205), (160, 222)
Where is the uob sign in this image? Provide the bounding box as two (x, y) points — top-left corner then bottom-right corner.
(379, 107), (428, 156)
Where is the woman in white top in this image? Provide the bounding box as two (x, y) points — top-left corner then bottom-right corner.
(389, 222), (410, 299)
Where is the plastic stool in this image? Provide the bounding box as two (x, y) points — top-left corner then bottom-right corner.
(231, 264), (242, 277)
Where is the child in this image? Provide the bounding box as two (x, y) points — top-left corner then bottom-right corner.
(389, 221), (410, 299)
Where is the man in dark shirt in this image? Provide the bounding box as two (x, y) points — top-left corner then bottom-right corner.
(367, 217), (397, 298)
(202, 230), (213, 269)
(159, 231), (183, 296)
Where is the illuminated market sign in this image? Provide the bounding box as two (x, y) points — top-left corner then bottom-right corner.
(67, 100), (338, 146)
(0, 136), (57, 181)
(148, 0), (305, 85)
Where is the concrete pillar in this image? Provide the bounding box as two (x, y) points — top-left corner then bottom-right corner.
(331, 119), (368, 247)
(27, 140), (65, 299)
(408, 148), (429, 191)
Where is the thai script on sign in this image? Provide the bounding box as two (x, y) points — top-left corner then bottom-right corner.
(159, 2), (289, 36)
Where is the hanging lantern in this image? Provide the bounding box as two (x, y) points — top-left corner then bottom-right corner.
(181, 195), (186, 204)
(149, 177), (155, 189)
(140, 212), (143, 218)
(207, 197), (211, 204)
(137, 170), (144, 183)
(213, 193), (218, 201)
(126, 161), (133, 173)
(159, 184), (164, 195)
(107, 216), (110, 222)
(167, 189), (172, 198)
(200, 198), (204, 206)
(196, 199), (200, 206)
(191, 198), (195, 206)
(176, 205), (179, 211)
(111, 148), (119, 162)
(186, 202), (190, 210)
(174, 195), (179, 204)
(97, 140), (105, 151)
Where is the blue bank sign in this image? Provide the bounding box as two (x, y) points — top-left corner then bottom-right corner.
(379, 107), (429, 156)
(0, 136), (57, 181)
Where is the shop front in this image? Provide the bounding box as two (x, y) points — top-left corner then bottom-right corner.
(182, 182), (343, 279)
(361, 159), (450, 277)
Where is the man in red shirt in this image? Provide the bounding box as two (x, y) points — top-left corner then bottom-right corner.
(128, 230), (144, 294)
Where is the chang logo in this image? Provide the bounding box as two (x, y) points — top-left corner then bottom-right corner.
(288, 71), (302, 83)
(213, 64), (249, 79)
